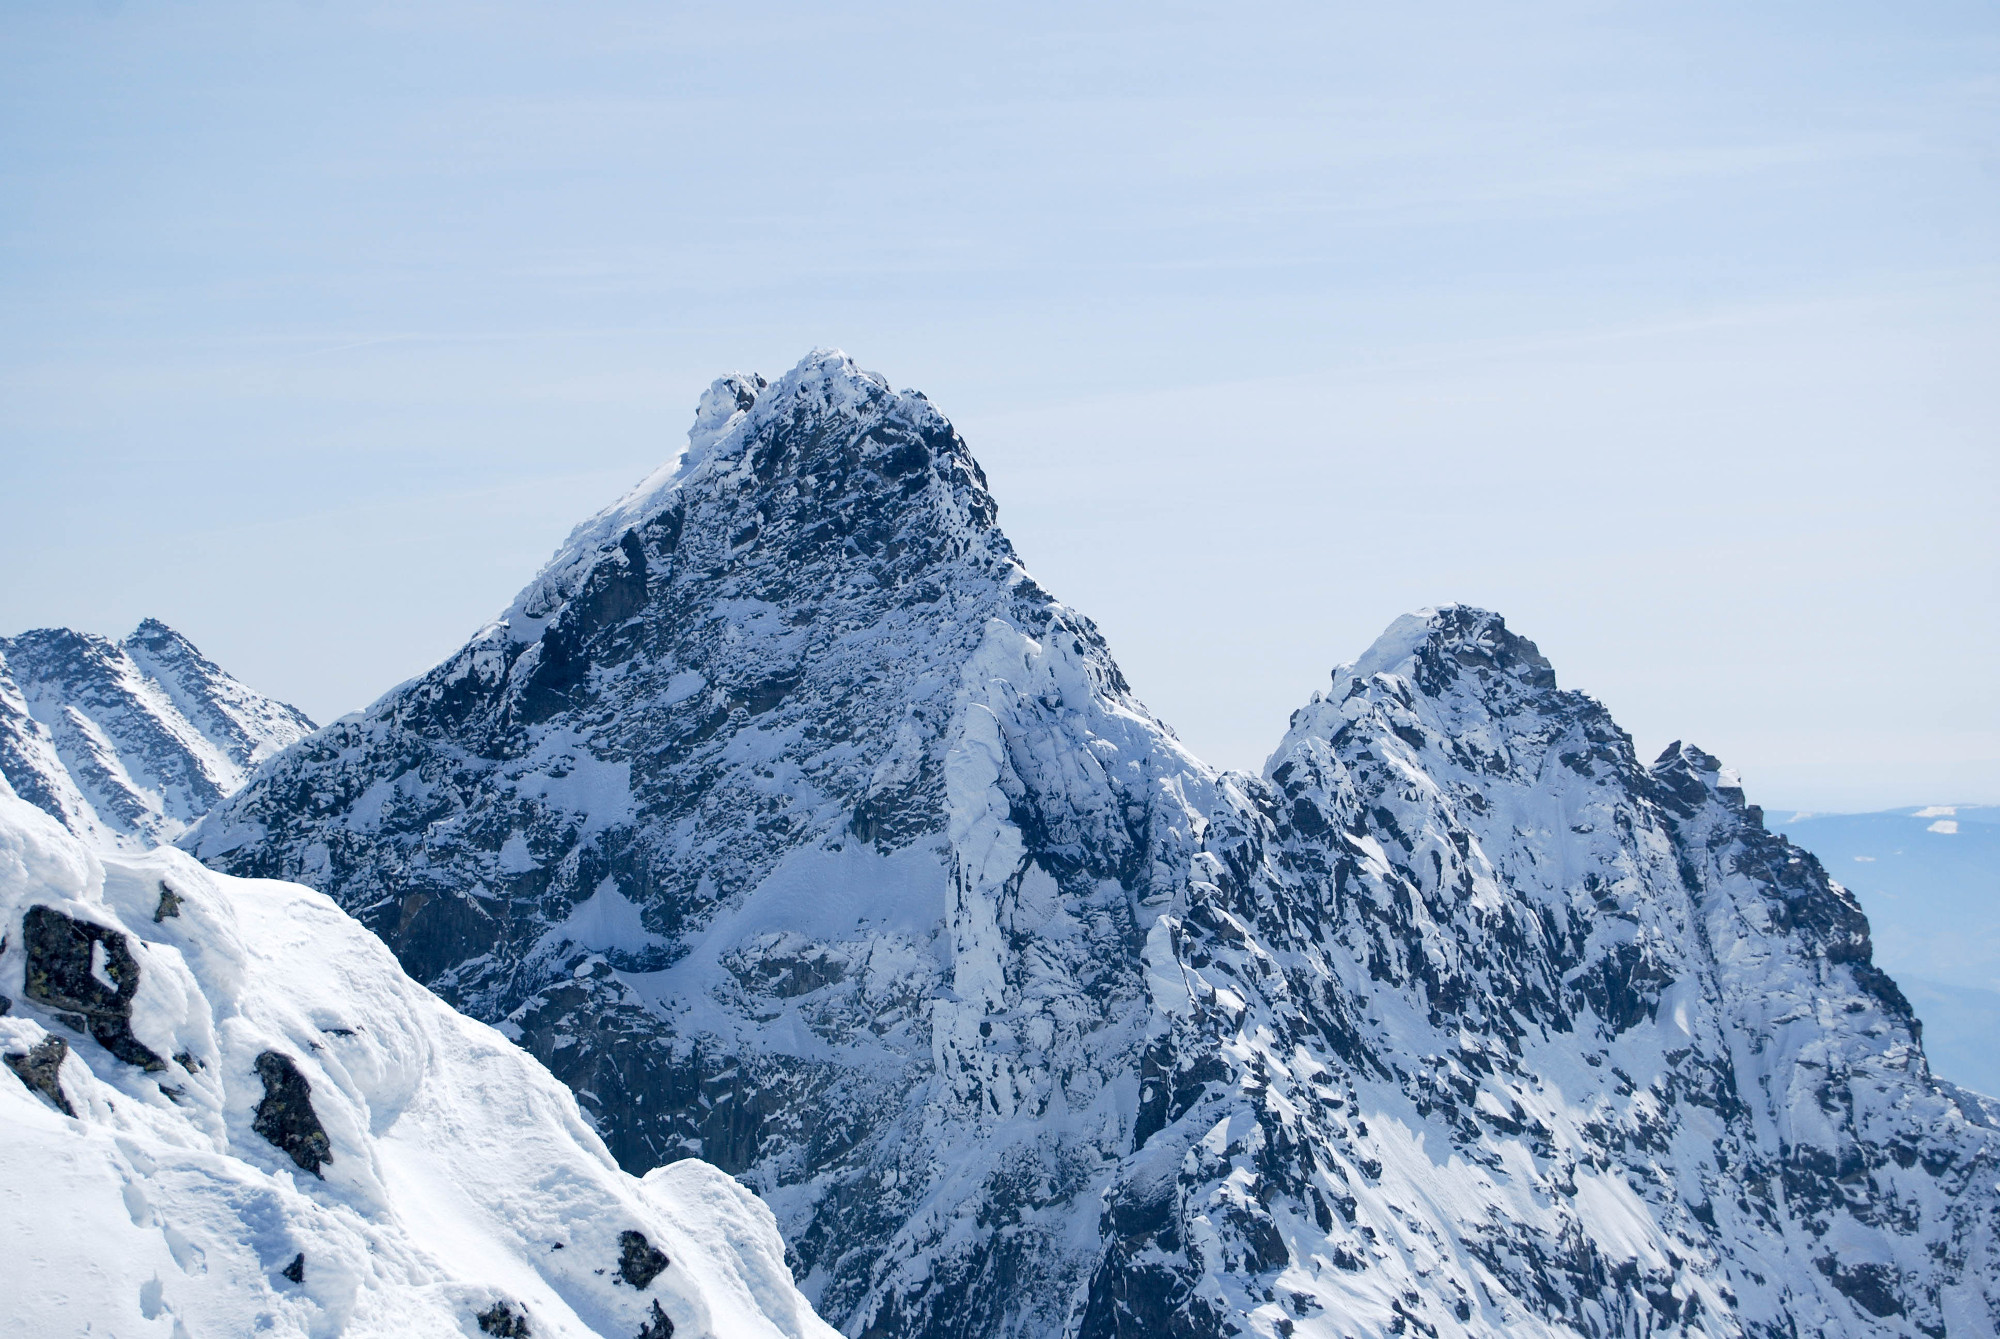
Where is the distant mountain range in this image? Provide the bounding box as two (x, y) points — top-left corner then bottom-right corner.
(0, 618), (314, 848)
(150, 351), (1999, 1338)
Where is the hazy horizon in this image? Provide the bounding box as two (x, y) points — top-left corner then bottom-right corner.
(3, 2), (1995, 812)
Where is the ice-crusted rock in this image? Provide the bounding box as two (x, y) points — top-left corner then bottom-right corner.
(0, 792), (837, 1338)
(0, 619), (314, 849)
(189, 352), (2000, 1337)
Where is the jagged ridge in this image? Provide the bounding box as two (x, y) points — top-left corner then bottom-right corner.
(187, 353), (2000, 1339)
(0, 619), (314, 849)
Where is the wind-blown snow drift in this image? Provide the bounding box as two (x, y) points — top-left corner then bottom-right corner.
(0, 792), (836, 1339)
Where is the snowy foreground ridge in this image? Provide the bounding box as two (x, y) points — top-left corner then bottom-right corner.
(0, 793), (837, 1338)
(159, 349), (2000, 1338)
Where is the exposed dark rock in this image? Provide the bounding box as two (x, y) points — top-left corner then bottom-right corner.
(1818, 1256), (1905, 1319)
(635, 1300), (674, 1339)
(476, 1300), (531, 1336)
(153, 883), (184, 922)
(280, 1252), (305, 1284)
(4, 1034), (75, 1116)
(21, 904), (166, 1071)
(252, 1050), (333, 1177)
(617, 1230), (669, 1288)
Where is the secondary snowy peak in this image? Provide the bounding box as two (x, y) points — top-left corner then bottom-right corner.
(1269, 603), (1559, 770)
(0, 621), (315, 850)
(1193, 605), (1999, 1337)
(0, 792), (837, 1338)
(189, 360), (1999, 1338)
(123, 617), (316, 772)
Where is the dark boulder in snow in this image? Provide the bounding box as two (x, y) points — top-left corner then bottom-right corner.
(637, 1299), (676, 1338)
(478, 1300), (533, 1336)
(153, 881), (183, 922)
(251, 1049), (333, 1177)
(4, 1032), (73, 1115)
(21, 903), (165, 1071)
(619, 1229), (670, 1288)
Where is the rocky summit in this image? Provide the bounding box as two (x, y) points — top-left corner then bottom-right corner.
(0, 618), (314, 849)
(185, 351), (2000, 1338)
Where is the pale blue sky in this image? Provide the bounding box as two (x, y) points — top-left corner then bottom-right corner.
(2, 2), (1996, 809)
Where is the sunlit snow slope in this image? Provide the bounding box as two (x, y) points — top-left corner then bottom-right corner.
(0, 791), (837, 1339)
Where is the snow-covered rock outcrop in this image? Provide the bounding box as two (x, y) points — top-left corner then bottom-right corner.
(186, 352), (2000, 1337)
(0, 619), (314, 849)
(0, 792), (837, 1338)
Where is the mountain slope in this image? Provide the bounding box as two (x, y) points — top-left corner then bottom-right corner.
(188, 353), (2000, 1338)
(0, 619), (314, 849)
(1757, 805), (2000, 1097)
(1092, 606), (1999, 1337)
(0, 790), (837, 1338)
(190, 350), (1220, 1336)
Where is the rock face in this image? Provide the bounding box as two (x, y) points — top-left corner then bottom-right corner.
(4, 1032), (74, 1115)
(0, 792), (837, 1339)
(252, 1049), (335, 1177)
(20, 902), (167, 1070)
(0, 618), (314, 849)
(187, 352), (2000, 1338)
(1097, 609), (2000, 1338)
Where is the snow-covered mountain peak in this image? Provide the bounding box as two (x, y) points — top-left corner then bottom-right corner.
(122, 616), (316, 769)
(186, 360), (2000, 1338)
(1269, 604), (1589, 794)
(1337, 603), (1556, 698)
(492, 348), (1007, 658)
(1650, 739), (1745, 800)
(0, 620), (313, 850)
(3, 626), (125, 692)
(680, 350), (894, 476)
